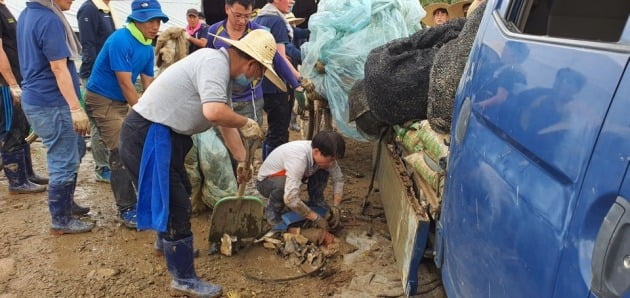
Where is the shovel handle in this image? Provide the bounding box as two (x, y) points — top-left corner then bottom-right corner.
(237, 179), (247, 198)
(237, 138), (260, 198)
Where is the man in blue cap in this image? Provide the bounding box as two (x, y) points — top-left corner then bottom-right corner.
(84, 0), (168, 229)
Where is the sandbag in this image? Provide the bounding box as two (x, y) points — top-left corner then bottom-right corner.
(404, 152), (444, 193)
(300, 0), (425, 140)
(393, 125), (408, 142)
(185, 138), (206, 214)
(413, 121), (449, 163)
(155, 27), (189, 74)
(185, 129), (237, 210)
(398, 120), (448, 163)
(427, 2), (486, 134)
(400, 122), (423, 153)
(364, 18), (465, 126)
(348, 79), (386, 139)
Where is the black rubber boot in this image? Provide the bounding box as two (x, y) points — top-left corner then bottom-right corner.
(70, 174), (90, 216)
(48, 182), (94, 234)
(163, 236), (222, 297)
(1, 148), (46, 194)
(71, 201), (90, 216)
(23, 144), (49, 185)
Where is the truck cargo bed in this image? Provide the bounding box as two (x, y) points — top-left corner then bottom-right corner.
(375, 141), (431, 296)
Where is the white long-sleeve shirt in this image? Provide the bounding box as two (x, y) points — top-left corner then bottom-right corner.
(257, 141), (344, 212)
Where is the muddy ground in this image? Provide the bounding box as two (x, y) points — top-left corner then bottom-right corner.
(0, 133), (445, 297)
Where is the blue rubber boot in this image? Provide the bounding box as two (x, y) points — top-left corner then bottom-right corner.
(163, 236), (222, 298)
(48, 182), (94, 234)
(1, 148), (46, 194)
(23, 144), (48, 185)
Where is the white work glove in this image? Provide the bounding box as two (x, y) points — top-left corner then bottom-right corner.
(183, 31), (191, 40)
(70, 108), (90, 136)
(9, 85), (21, 105)
(239, 118), (264, 140)
(236, 161), (253, 184)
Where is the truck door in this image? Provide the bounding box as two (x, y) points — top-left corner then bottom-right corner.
(576, 69), (630, 298)
(438, 0), (630, 297)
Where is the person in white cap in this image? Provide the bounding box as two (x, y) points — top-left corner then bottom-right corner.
(118, 29), (283, 298)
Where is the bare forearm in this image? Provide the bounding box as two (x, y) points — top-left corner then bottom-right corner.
(120, 83), (140, 106)
(140, 74), (153, 90)
(115, 71), (141, 106)
(277, 44), (300, 79)
(202, 102), (248, 128)
(0, 46), (18, 86)
(219, 126), (246, 162)
(50, 60), (81, 110)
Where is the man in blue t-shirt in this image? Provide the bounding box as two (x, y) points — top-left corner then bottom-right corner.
(84, 0), (168, 229)
(254, 0), (303, 159)
(77, 0), (117, 185)
(17, 0), (93, 234)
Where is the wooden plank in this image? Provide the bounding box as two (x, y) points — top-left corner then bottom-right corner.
(376, 142), (431, 296)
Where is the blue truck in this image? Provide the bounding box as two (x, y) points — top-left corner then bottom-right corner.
(377, 0), (630, 296)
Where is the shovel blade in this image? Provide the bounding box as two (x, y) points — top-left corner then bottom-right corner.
(208, 195), (265, 243)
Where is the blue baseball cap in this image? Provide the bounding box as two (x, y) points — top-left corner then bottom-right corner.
(127, 0), (169, 23)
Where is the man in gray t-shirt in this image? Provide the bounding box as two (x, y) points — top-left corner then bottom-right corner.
(133, 47), (234, 135)
(118, 29), (286, 298)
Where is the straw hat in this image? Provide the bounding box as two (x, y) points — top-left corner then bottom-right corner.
(422, 2), (450, 27)
(285, 12), (305, 27)
(209, 29), (287, 92)
(449, 0), (473, 18)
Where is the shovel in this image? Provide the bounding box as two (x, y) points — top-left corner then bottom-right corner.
(208, 139), (265, 244)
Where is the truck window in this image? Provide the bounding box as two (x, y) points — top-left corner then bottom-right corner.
(505, 0), (630, 42)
